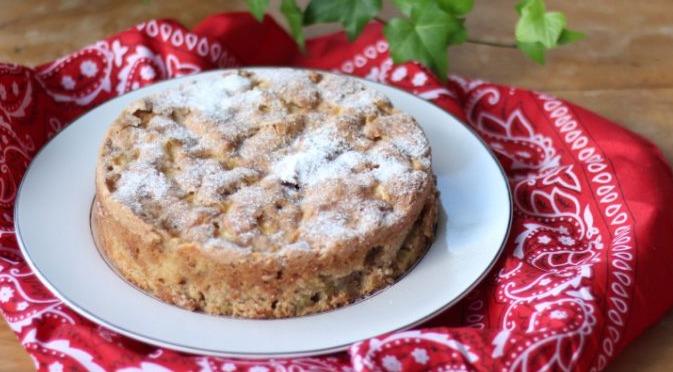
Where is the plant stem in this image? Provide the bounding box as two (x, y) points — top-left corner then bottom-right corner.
(373, 16), (516, 49)
(465, 38), (517, 49)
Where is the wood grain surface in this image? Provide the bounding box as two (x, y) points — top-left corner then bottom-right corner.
(1, 1), (672, 370)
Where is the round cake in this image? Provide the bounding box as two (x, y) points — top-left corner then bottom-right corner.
(93, 68), (438, 319)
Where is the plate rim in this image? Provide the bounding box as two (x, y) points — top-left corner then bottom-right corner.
(14, 67), (513, 358)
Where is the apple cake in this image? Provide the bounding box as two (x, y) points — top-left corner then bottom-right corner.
(92, 68), (438, 319)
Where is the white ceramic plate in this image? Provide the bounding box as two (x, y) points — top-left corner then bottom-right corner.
(15, 68), (511, 358)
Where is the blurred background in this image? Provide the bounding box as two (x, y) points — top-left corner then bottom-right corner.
(1, 1), (672, 370)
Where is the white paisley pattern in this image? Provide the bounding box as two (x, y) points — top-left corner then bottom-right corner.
(458, 83), (634, 371)
(338, 40), (455, 100)
(352, 331), (479, 371)
(136, 20), (237, 68)
(36, 41), (113, 106)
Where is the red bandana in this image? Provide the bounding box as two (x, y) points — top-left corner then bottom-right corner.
(1, 13), (672, 371)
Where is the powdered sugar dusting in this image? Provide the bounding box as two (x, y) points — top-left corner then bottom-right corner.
(320, 74), (387, 114)
(253, 69), (314, 87)
(370, 152), (410, 183)
(310, 151), (368, 185)
(272, 123), (348, 185)
(153, 73), (251, 120)
(102, 69), (433, 253)
(114, 165), (171, 212)
(199, 166), (258, 204)
(270, 125), (418, 190)
(302, 211), (355, 239)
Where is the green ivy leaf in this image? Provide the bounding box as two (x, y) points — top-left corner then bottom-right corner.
(448, 18), (468, 44)
(557, 28), (586, 45)
(515, 0), (528, 15)
(515, 0), (566, 48)
(438, 0), (474, 16)
(393, 0), (473, 16)
(515, 0), (583, 63)
(392, 0), (426, 16)
(384, 5), (465, 80)
(304, 0), (382, 41)
(245, 0), (269, 22)
(517, 41), (545, 64)
(281, 0), (305, 51)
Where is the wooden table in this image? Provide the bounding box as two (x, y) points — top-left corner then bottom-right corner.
(2, 1), (672, 370)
